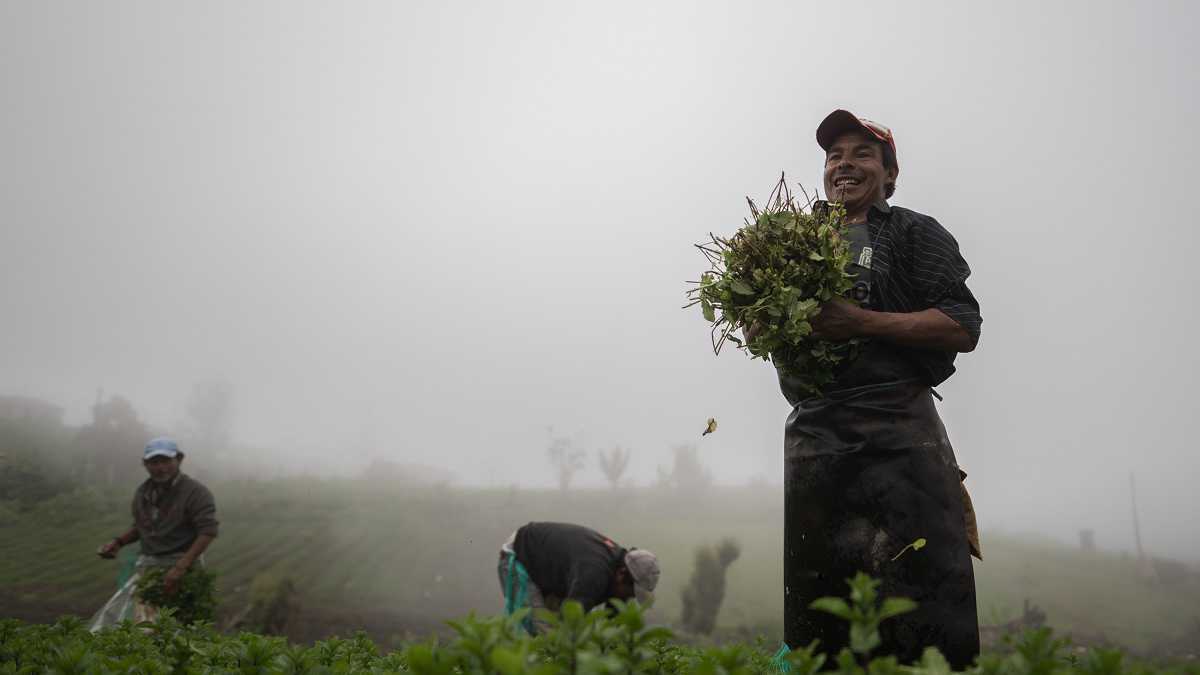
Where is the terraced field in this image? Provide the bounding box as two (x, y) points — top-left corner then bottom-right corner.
(1, 480), (1197, 654)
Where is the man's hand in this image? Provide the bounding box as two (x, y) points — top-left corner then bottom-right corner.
(811, 298), (871, 342)
(163, 562), (189, 594)
(742, 321), (764, 344)
(97, 540), (121, 559)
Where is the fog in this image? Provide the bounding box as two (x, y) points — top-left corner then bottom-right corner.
(2, 1), (1197, 561)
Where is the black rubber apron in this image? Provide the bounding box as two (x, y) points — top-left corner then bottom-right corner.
(779, 221), (979, 668)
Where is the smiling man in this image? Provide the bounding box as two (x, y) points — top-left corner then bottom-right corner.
(777, 110), (983, 666)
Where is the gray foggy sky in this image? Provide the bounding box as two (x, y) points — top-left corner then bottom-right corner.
(2, 1), (1198, 559)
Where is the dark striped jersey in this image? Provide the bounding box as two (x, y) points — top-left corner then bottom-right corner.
(820, 199), (981, 387)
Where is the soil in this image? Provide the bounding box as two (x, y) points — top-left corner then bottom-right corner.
(0, 584), (448, 647)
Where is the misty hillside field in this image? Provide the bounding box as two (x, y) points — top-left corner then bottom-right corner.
(2, 479), (1198, 656)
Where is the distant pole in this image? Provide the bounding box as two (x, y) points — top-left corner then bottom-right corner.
(1129, 471), (1145, 561)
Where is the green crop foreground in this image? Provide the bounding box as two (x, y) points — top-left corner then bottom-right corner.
(2, 573), (1193, 675)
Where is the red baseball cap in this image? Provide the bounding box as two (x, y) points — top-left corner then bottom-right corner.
(816, 109), (897, 168)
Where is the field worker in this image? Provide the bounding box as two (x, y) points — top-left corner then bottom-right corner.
(775, 111), (983, 666)
(89, 437), (218, 630)
(498, 521), (660, 633)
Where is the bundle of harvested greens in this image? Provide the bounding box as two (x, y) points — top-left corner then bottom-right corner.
(135, 565), (218, 624)
(685, 175), (858, 396)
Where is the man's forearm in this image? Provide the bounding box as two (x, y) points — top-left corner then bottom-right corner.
(860, 307), (976, 353)
(178, 534), (216, 568)
(115, 528), (139, 546)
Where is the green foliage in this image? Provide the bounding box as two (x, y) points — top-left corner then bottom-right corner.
(681, 539), (741, 635)
(3, 575), (1192, 674)
(135, 565), (219, 625)
(810, 572), (918, 662)
(4, 480), (1199, 656)
(686, 176), (860, 396)
(236, 573), (300, 635)
(0, 416), (76, 509)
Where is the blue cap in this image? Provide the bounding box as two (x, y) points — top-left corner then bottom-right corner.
(143, 437), (181, 460)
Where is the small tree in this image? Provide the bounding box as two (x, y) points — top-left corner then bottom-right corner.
(597, 445), (631, 489)
(680, 538), (741, 635)
(547, 437), (585, 492)
(657, 444), (712, 494)
(75, 393), (150, 485)
(185, 380), (234, 452)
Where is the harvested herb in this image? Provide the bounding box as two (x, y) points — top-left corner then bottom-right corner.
(890, 537), (928, 561)
(686, 175), (859, 396)
(135, 565), (217, 624)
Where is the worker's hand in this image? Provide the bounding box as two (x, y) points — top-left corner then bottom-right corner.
(163, 563), (188, 594)
(97, 540), (121, 559)
(742, 321), (772, 356)
(743, 321), (764, 343)
(811, 298), (871, 342)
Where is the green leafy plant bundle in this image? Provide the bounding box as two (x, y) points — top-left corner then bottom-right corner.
(686, 175), (859, 396)
(134, 564), (218, 625)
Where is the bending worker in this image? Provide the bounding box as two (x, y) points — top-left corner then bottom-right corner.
(498, 521), (660, 633)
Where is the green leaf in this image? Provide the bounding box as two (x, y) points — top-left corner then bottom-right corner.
(808, 597), (852, 620)
(848, 622), (881, 655)
(403, 645), (434, 670)
(561, 600), (584, 623)
(911, 647), (953, 675)
(890, 538), (928, 561)
(490, 646), (525, 675)
(638, 626), (675, 644)
(808, 251), (824, 261)
(878, 597), (918, 620)
(729, 279), (755, 296)
(701, 299), (715, 322)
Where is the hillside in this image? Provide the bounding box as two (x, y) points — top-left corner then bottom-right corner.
(1, 480), (1197, 654)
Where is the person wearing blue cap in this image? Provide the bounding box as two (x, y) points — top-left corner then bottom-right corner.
(90, 437), (218, 628)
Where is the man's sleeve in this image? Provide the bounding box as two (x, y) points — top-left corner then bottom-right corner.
(188, 484), (220, 538)
(907, 217), (983, 345)
(565, 561), (611, 611)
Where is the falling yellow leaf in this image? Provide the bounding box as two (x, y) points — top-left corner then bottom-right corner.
(702, 418), (718, 436)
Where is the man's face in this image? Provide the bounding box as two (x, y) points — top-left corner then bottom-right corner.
(143, 455), (181, 483)
(822, 130), (895, 216)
